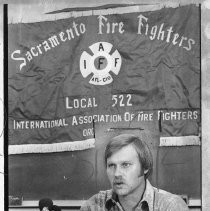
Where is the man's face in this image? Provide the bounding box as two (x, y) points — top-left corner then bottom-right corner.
(106, 144), (147, 197)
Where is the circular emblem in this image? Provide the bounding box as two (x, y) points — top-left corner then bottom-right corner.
(80, 42), (122, 85)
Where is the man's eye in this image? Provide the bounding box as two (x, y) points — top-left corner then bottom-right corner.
(122, 163), (131, 168)
(107, 164), (115, 168)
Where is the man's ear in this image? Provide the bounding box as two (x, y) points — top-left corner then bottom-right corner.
(144, 169), (149, 175)
(139, 169), (148, 177)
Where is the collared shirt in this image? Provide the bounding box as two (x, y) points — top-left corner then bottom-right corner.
(80, 180), (189, 211)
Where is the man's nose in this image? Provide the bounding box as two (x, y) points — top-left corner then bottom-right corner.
(114, 166), (122, 177)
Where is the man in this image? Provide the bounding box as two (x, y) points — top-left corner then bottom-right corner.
(80, 134), (189, 211)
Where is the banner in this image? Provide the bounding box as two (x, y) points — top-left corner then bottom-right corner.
(8, 4), (200, 154)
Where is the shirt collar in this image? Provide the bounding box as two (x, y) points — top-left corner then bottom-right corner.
(141, 179), (155, 211)
(105, 190), (119, 209)
(105, 180), (155, 211)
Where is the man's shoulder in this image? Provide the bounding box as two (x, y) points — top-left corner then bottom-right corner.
(88, 189), (112, 203)
(154, 188), (189, 210)
(154, 187), (182, 201)
(80, 190), (112, 211)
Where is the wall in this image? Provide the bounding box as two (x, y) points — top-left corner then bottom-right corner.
(201, 1), (210, 210)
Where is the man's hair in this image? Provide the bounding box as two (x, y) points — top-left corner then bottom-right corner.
(38, 198), (53, 211)
(104, 134), (153, 178)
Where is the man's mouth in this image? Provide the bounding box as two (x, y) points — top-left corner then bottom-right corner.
(113, 181), (124, 188)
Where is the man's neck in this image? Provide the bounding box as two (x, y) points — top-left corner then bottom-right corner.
(118, 179), (146, 211)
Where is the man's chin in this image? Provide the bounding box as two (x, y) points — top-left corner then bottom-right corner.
(113, 188), (129, 196)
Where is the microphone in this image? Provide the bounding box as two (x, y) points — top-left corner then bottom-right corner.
(51, 205), (62, 211)
(38, 198), (53, 211)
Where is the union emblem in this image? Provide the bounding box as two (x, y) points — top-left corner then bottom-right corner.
(80, 42), (122, 85)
